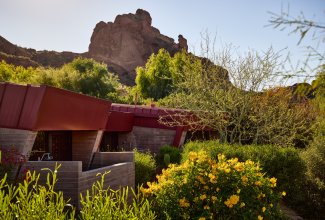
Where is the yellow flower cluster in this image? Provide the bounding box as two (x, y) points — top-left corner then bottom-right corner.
(257, 193), (266, 199)
(189, 152), (198, 161)
(241, 175), (248, 183)
(142, 151), (281, 219)
(224, 195), (240, 208)
(218, 162), (231, 173)
(179, 197), (190, 208)
(197, 175), (206, 184)
(208, 173), (217, 183)
(269, 177), (277, 187)
(255, 181), (262, 186)
(234, 162), (245, 172)
(200, 194), (207, 200)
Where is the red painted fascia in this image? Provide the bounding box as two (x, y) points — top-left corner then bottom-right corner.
(105, 111), (134, 132)
(0, 83), (112, 131)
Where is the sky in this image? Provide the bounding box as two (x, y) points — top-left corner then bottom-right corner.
(0, 0), (324, 82)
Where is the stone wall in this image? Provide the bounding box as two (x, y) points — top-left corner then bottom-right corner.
(79, 162), (134, 208)
(0, 128), (37, 157)
(72, 131), (103, 171)
(22, 161), (81, 205)
(118, 126), (176, 153)
(21, 157), (135, 209)
(91, 152), (134, 168)
(179, 131), (187, 147)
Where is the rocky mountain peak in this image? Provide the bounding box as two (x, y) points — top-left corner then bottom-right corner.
(87, 9), (188, 85)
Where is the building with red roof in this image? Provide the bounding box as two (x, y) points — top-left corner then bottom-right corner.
(0, 82), (214, 206)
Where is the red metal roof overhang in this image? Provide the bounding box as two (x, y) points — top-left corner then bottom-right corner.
(0, 83), (111, 131)
(111, 104), (183, 130)
(105, 111), (134, 132)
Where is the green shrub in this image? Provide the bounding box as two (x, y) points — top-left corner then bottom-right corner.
(182, 140), (306, 202)
(296, 72), (325, 219)
(0, 160), (156, 219)
(134, 149), (156, 187)
(0, 163), (75, 220)
(79, 172), (156, 220)
(163, 154), (170, 167)
(155, 145), (181, 169)
(142, 151), (285, 219)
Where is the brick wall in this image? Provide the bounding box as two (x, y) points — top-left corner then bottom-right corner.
(0, 128), (37, 157)
(72, 131), (103, 171)
(118, 126), (176, 153)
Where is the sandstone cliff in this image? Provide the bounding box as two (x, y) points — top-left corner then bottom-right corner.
(87, 9), (188, 85)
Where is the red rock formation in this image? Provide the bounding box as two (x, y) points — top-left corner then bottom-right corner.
(87, 9), (188, 85)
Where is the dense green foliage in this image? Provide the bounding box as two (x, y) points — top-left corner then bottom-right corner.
(0, 59), (128, 103)
(79, 172), (156, 220)
(302, 66), (325, 184)
(143, 151), (285, 219)
(134, 149), (156, 187)
(181, 139), (325, 219)
(0, 162), (156, 220)
(298, 68), (325, 219)
(182, 141), (306, 202)
(135, 49), (204, 101)
(155, 145), (182, 169)
(135, 49), (173, 101)
(0, 61), (35, 83)
(151, 49), (315, 147)
(0, 164), (75, 220)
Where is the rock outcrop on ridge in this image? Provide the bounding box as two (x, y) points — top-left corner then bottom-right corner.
(0, 35), (80, 68)
(87, 9), (188, 84)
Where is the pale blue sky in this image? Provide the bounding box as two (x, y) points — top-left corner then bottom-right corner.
(0, 0), (324, 80)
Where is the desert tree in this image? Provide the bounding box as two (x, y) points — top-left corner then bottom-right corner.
(158, 37), (314, 146)
(135, 49), (174, 101)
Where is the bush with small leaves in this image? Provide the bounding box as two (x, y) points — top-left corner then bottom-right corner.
(0, 163), (75, 220)
(79, 172), (156, 220)
(182, 141), (306, 203)
(155, 145), (181, 169)
(142, 151), (285, 220)
(134, 149), (157, 187)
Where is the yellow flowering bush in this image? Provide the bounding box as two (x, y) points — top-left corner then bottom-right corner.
(142, 151), (285, 219)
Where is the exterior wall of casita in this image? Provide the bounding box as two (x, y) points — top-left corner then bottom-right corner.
(118, 126), (176, 153)
(109, 103), (191, 153)
(0, 83), (212, 207)
(0, 83), (135, 208)
(0, 128), (37, 156)
(72, 131), (103, 170)
(21, 152), (134, 208)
